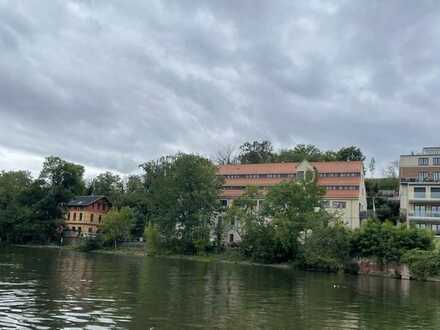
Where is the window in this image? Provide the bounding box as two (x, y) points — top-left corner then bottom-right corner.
(414, 187), (426, 198)
(90, 214), (94, 223)
(73, 213), (77, 221)
(98, 215), (102, 224)
(432, 206), (440, 216)
(79, 213), (83, 221)
(434, 158), (440, 165)
(230, 217), (235, 226)
(433, 172), (440, 181)
(321, 200), (330, 208)
(220, 200), (228, 207)
(72, 226), (76, 231)
(102, 204), (106, 211)
(88, 227), (93, 233)
(417, 172), (428, 182)
(78, 226), (82, 232)
(332, 201), (346, 209)
(297, 171), (305, 180)
(229, 233), (234, 243)
(418, 158), (429, 166)
(414, 204), (426, 216)
(67, 212), (71, 220)
(432, 188), (440, 199)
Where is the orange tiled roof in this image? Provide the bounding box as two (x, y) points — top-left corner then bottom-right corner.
(218, 163), (297, 175)
(218, 161), (363, 175)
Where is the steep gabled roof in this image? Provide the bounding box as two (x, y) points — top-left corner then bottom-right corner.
(66, 195), (111, 207)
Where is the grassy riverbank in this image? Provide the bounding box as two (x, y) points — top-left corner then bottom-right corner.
(92, 245), (291, 269)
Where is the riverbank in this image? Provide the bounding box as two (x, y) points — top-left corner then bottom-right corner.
(92, 245), (291, 269)
(11, 244), (440, 281)
(11, 244), (291, 270)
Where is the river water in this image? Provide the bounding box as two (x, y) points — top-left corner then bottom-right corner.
(1, 247), (440, 329)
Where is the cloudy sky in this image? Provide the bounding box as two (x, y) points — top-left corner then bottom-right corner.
(0, 0), (439, 177)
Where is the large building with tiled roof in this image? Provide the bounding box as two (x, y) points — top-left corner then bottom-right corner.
(217, 160), (367, 242)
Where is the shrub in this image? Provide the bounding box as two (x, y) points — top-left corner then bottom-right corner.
(300, 225), (352, 272)
(144, 223), (160, 256)
(78, 235), (104, 252)
(402, 249), (440, 280)
(239, 222), (286, 263)
(350, 220), (433, 264)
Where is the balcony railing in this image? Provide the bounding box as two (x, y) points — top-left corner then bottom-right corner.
(401, 177), (440, 183)
(408, 212), (440, 218)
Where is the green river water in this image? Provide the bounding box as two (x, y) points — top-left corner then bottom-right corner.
(1, 246), (440, 329)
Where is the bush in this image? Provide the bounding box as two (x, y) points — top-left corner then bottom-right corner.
(350, 220), (433, 264)
(239, 222), (286, 263)
(78, 235), (104, 252)
(300, 225), (352, 272)
(402, 249), (440, 280)
(144, 223), (160, 256)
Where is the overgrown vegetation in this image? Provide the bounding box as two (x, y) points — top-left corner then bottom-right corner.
(350, 220), (433, 264)
(402, 249), (440, 280)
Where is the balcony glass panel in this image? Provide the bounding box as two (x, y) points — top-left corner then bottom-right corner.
(431, 188), (440, 199)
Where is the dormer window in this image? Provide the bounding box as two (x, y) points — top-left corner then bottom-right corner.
(297, 171), (305, 180)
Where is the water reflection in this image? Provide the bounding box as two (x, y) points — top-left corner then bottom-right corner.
(1, 247), (440, 329)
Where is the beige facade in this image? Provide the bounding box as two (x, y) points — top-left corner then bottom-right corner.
(400, 147), (440, 235)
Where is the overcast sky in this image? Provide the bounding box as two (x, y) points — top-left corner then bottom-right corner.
(0, 0), (439, 178)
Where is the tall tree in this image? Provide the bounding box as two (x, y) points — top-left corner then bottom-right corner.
(140, 153), (223, 253)
(238, 140), (274, 164)
(383, 160), (399, 179)
(88, 171), (124, 207)
(277, 144), (324, 162)
(102, 207), (134, 248)
(263, 173), (329, 259)
(215, 144), (237, 165)
(335, 146), (366, 161)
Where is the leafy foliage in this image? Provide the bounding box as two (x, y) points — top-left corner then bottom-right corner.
(140, 153), (222, 254)
(301, 225), (352, 272)
(0, 156), (86, 244)
(238, 140), (275, 164)
(87, 171), (124, 207)
(102, 207), (134, 248)
(350, 220), (433, 263)
(144, 222), (160, 256)
(402, 249), (440, 280)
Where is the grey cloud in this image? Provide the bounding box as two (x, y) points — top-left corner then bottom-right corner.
(0, 0), (439, 175)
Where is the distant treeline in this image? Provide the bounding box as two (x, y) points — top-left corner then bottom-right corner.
(216, 140), (365, 164)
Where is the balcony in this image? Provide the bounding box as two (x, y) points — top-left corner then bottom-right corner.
(408, 212), (440, 221)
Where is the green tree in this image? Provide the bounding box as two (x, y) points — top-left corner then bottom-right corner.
(102, 207), (134, 248)
(277, 144), (324, 162)
(335, 146), (366, 161)
(122, 175), (150, 238)
(301, 225), (352, 272)
(262, 174), (331, 260)
(0, 171), (33, 242)
(144, 222), (160, 256)
(87, 171), (124, 206)
(350, 220), (433, 263)
(140, 153), (223, 253)
(238, 140), (274, 164)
